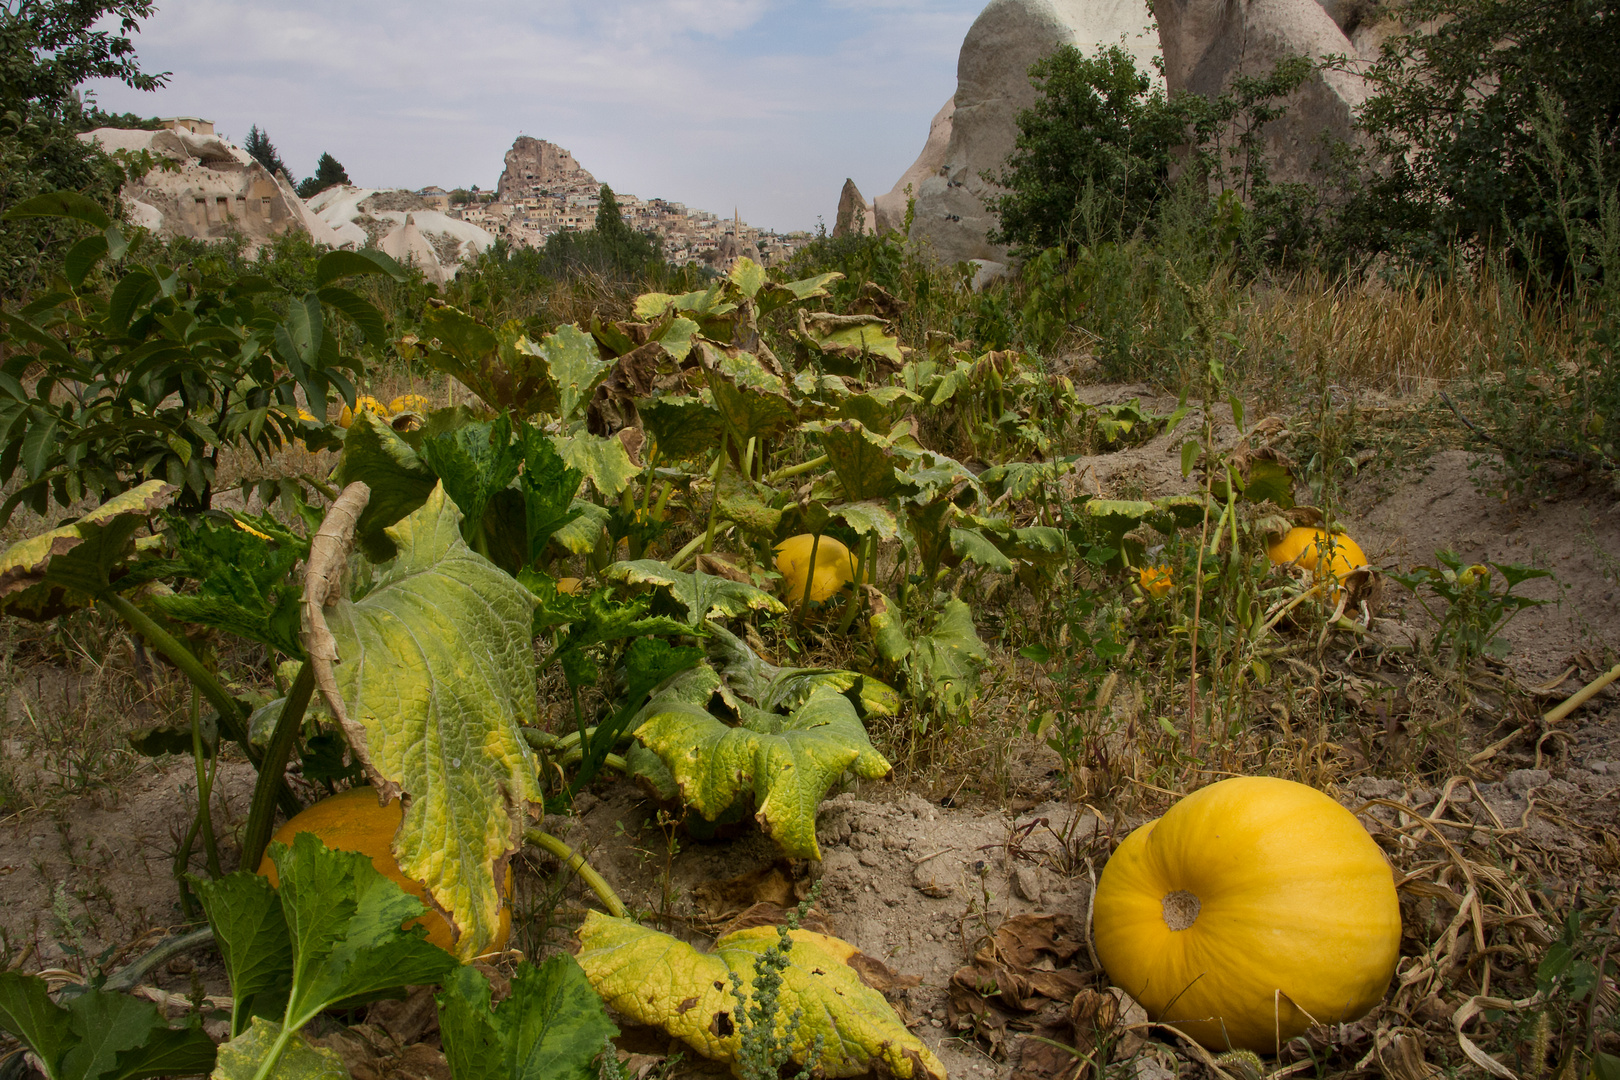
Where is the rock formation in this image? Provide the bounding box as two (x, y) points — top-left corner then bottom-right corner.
(497, 137), (598, 202)
(874, 98), (955, 236)
(78, 124), (343, 250)
(833, 179), (876, 237)
(378, 213), (447, 287)
(905, 0), (1162, 276)
(307, 186), (494, 275)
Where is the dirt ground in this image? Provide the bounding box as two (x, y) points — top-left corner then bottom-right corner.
(1, 399), (1617, 1080)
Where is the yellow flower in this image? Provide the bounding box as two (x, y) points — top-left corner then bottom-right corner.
(1138, 564), (1173, 598)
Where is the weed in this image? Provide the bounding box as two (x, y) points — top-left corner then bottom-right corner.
(1388, 552), (1553, 667)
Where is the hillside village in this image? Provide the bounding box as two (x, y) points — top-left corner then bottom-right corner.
(79, 120), (813, 282)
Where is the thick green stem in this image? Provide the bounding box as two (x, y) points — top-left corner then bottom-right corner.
(191, 689), (222, 878)
(835, 534), (870, 636)
(702, 432), (729, 557)
(766, 454), (828, 485)
(796, 532), (824, 625)
(524, 828), (629, 918)
(669, 523), (732, 573)
(251, 1026), (297, 1080)
(241, 662), (316, 872)
(100, 594), (300, 817)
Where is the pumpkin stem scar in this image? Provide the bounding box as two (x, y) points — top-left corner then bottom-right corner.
(1162, 889), (1201, 930)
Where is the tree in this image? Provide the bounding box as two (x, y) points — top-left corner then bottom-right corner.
(595, 183), (626, 240)
(243, 124), (289, 179)
(0, 0), (167, 297)
(296, 152), (351, 199)
(1353, 0), (1620, 289)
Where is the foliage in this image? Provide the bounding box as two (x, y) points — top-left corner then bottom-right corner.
(574, 911), (946, 1080)
(243, 124), (289, 179)
(0, 972), (216, 1080)
(437, 955), (618, 1080)
(0, 199), (403, 517)
(193, 833), (458, 1078)
(0, 0), (164, 298)
(1387, 551), (1552, 665)
(1353, 0), (1620, 286)
(296, 152), (351, 199)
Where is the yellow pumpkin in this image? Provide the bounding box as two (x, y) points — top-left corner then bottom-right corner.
(338, 395), (389, 429)
(1138, 564), (1174, 598)
(774, 534), (856, 604)
(258, 787), (512, 956)
(388, 393), (433, 415)
(1092, 777), (1400, 1053)
(1267, 526), (1367, 583)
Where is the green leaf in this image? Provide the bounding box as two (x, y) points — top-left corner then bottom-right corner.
(867, 591), (911, 665)
(575, 913), (944, 1080)
(438, 954), (617, 1080)
(2, 191), (111, 229)
(315, 486), (544, 958)
(710, 378), (797, 447)
(1591, 1052), (1620, 1080)
(713, 471), (783, 538)
(832, 501), (898, 540)
(636, 680), (891, 859)
(419, 416), (523, 547)
(64, 234), (109, 288)
(537, 324), (614, 422)
(315, 249), (406, 288)
(516, 422), (584, 565)
(271, 833), (457, 1028)
(64, 987), (216, 1080)
(211, 1018), (347, 1080)
(639, 395), (725, 462)
(551, 500), (610, 556)
(1240, 457), (1295, 508)
(192, 872), (293, 1037)
(333, 411), (436, 562)
(315, 286), (386, 346)
(816, 422), (913, 502)
(0, 970), (73, 1080)
(949, 527), (1014, 572)
(554, 433), (638, 498)
(728, 257), (768, 299)
(605, 560), (785, 625)
(756, 271), (843, 317)
(799, 315), (903, 364)
(147, 511), (310, 658)
(0, 480), (175, 621)
(1181, 440), (1199, 477)
(910, 599), (988, 715)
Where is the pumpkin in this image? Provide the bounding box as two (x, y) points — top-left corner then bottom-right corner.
(388, 393), (433, 415)
(1092, 776), (1400, 1053)
(1138, 564), (1174, 598)
(257, 787), (513, 955)
(1267, 526), (1367, 583)
(774, 534), (856, 604)
(338, 395), (389, 429)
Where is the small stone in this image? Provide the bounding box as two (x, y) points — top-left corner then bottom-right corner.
(930, 1018), (943, 1028)
(1013, 865), (1042, 903)
(912, 861), (953, 898)
(858, 851), (882, 868)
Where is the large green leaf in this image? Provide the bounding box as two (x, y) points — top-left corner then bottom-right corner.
(638, 395), (725, 462)
(438, 955), (617, 1080)
(713, 470), (783, 537)
(815, 422), (913, 502)
(192, 873), (293, 1038)
(728, 256), (768, 299)
(756, 271), (842, 317)
(550, 500), (610, 555)
(710, 378), (797, 446)
(0, 972), (217, 1080)
(554, 433), (638, 498)
(605, 560), (785, 625)
(212, 1020), (346, 1080)
(949, 527), (1014, 572)
(333, 411), (436, 562)
(0, 480), (174, 620)
(311, 485), (543, 958)
(911, 599), (988, 715)
(832, 501), (898, 540)
(536, 324), (614, 422)
(799, 314), (903, 365)
(575, 913), (944, 1080)
(636, 681), (890, 859)
(418, 416), (522, 548)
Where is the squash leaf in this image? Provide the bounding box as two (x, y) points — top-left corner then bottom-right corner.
(312, 485), (543, 958)
(554, 432), (638, 498)
(0, 479), (174, 620)
(438, 954), (617, 1080)
(212, 1020), (346, 1080)
(575, 913), (945, 1080)
(710, 376), (797, 447)
(639, 395), (725, 462)
(635, 680), (890, 859)
(0, 972), (217, 1080)
(814, 421), (914, 502)
(605, 559), (785, 626)
(333, 412), (436, 562)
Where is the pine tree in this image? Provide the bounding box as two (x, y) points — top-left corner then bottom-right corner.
(243, 124), (288, 179)
(296, 153), (351, 199)
(594, 184), (626, 240)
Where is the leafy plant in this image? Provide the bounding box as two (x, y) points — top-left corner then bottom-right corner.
(437, 955), (618, 1080)
(0, 973), (216, 1080)
(194, 832), (459, 1079)
(1387, 552), (1552, 665)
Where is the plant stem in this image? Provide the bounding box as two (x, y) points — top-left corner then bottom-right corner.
(241, 662), (317, 872)
(99, 593), (300, 817)
(524, 828), (629, 918)
(796, 532), (824, 625)
(703, 432), (729, 556)
(766, 454), (828, 484)
(669, 523), (732, 572)
(191, 688), (222, 879)
(251, 1025), (296, 1080)
(835, 534), (870, 636)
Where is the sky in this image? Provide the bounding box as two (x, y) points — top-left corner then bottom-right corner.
(84, 0), (986, 234)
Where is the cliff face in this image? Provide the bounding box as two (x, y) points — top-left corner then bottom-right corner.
(496, 137), (598, 202)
